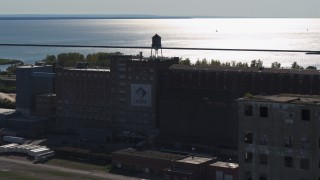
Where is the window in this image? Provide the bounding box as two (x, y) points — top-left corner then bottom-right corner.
(260, 106), (268, 117)
(301, 138), (310, 150)
(259, 154), (268, 165)
(244, 105), (253, 116)
(244, 171), (252, 180)
(216, 171), (223, 180)
(245, 152), (253, 163)
(244, 132), (253, 144)
(259, 135), (268, 145)
(300, 158), (310, 170)
(284, 156), (293, 167)
(301, 109), (310, 121)
(259, 173), (268, 180)
(284, 137), (293, 148)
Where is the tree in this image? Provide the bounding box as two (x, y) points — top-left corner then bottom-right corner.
(209, 60), (221, 66)
(200, 58), (208, 66)
(179, 58), (191, 65)
(86, 52), (111, 67)
(236, 62), (249, 68)
(57, 53), (84, 67)
(43, 55), (56, 65)
(291, 62), (304, 69)
(271, 62), (281, 69)
(250, 59), (263, 68)
(306, 66), (317, 70)
(195, 59), (201, 65)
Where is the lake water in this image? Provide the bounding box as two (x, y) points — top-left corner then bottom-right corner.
(0, 18), (320, 68)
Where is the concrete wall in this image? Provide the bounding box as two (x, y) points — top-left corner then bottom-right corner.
(238, 99), (320, 180)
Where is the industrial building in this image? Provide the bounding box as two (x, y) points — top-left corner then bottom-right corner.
(109, 55), (179, 136)
(55, 68), (111, 142)
(238, 94), (320, 180)
(35, 93), (56, 117)
(55, 55), (179, 142)
(16, 65), (54, 114)
(112, 148), (238, 180)
(112, 148), (184, 175)
(159, 65), (320, 151)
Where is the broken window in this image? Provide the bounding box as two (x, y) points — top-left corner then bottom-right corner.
(245, 152), (253, 163)
(260, 106), (268, 118)
(301, 109), (310, 121)
(284, 137), (293, 148)
(245, 132), (253, 144)
(244, 105), (253, 116)
(259, 154), (268, 165)
(284, 156), (293, 167)
(300, 158), (310, 170)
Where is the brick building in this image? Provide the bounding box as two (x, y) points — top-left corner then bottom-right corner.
(35, 93), (56, 117)
(159, 65), (320, 151)
(112, 148), (184, 175)
(55, 68), (111, 138)
(207, 161), (239, 180)
(112, 148), (237, 180)
(55, 55), (178, 142)
(109, 55), (179, 136)
(164, 156), (216, 180)
(238, 94), (320, 180)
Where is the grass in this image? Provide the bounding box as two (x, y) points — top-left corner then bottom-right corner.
(0, 169), (103, 180)
(38, 170), (74, 177)
(47, 158), (111, 172)
(0, 171), (41, 180)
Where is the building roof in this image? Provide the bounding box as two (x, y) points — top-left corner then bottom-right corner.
(176, 156), (215, 165)
(112, 148), (184, 161)
(238, 94), (320, 105)
(0, 108), (15, 115)
(36, 93), (56, 97)
(18, 65), (52, 69)
(170, 64), (320, 75)
(66, 68), (110, 72)
(210, 161), (239, 169)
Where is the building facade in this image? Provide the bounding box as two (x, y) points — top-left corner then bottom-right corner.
(109, 55), (179, 137)
(238, 94), (320, 180)
(35, 93), (56, 117)
(159, 65), (320, 150)
(55, 55), (179, 141)
(16, 65), (54, 114)
(55, 68), (111, 138)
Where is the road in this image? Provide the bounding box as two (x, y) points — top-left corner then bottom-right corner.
(0, 156), (139, 180)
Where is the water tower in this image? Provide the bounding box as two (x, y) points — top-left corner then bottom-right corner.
(151, 34), (162, 59)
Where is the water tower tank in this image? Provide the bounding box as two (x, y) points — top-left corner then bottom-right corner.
(152, 34), (161, 50)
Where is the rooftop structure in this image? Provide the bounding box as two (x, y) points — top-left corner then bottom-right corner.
(177, 156), (214, 165)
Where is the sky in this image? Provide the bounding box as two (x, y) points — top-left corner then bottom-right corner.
(0, 0), (319, 17)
